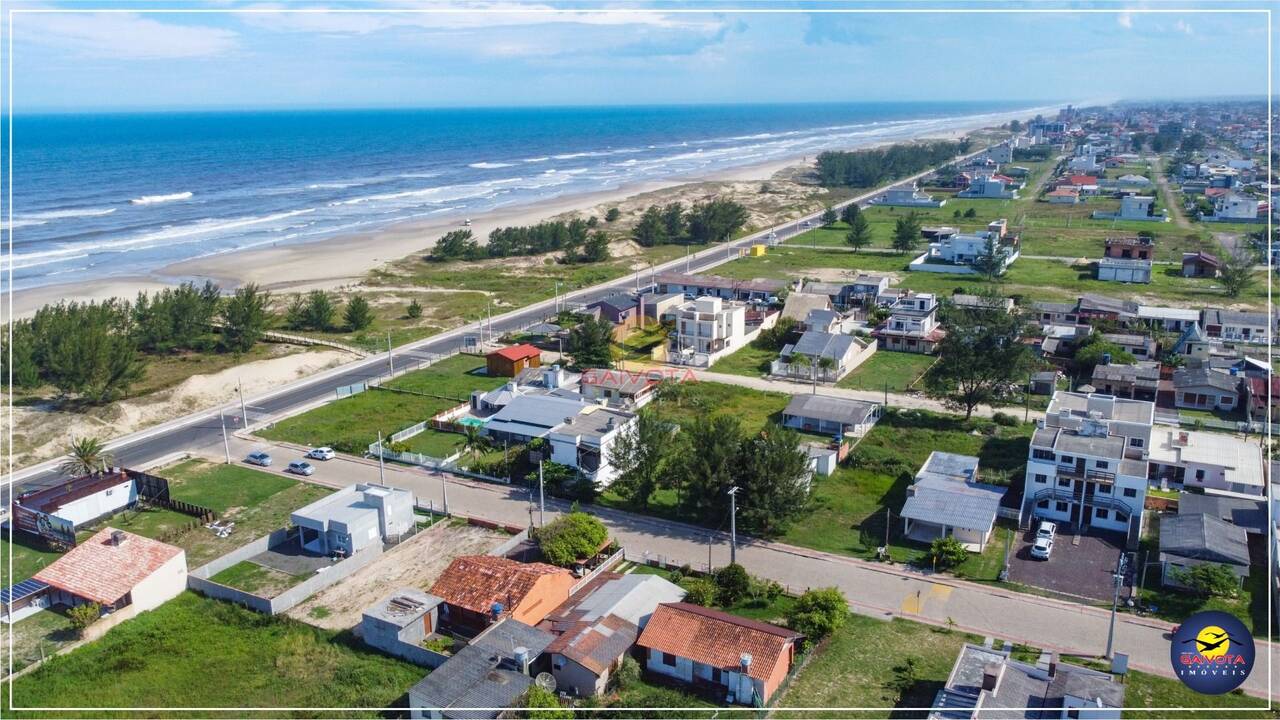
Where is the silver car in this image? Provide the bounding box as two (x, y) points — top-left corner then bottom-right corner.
(286, 460), (315, 476)
(1030, 536), (1054, 560)
(244, 451), (272, 467)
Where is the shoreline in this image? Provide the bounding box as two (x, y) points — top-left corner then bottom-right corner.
(8, 110), (1026, 318)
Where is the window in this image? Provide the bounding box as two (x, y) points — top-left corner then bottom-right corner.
(1129, 438), (1145, 448)
(1097, 484), (1111, 494)
(553, 657), (565, 670)
(1116, 512), (1129, 523)
(1060, 455), (1074, 464)
(1095, 509), (1110, 520)
(1123, 488), (1137, 498)
(1037, 500), (1050, 509)
(661, 652), (677, 667)
(1058, 478), (1071, 487)
(1033, 449), (1055, 461)
(1096, 461), (1109, 470)
(1055, 501), (1069, 512)
(1195, 469), (1206, 481)
(1034, 474), (1047, 484)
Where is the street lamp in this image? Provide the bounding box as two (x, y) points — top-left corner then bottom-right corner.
(727, 486), (740, 565)
(1105, 552), (1130, 659)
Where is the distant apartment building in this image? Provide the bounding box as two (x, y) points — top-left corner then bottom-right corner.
(1021, 392), (1154, 540)
(873, 293), (945, 354)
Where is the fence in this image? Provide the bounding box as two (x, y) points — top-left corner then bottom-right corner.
(569, 546), (626, 595)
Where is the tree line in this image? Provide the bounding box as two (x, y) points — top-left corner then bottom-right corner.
(608, 403), (812, 537)
(631, 199), (750, 247)
(430, 218), (610, 264)
(4, 282), (272, 403)
(815, 140), (969, 188)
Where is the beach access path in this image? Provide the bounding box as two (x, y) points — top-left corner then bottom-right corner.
(6, 145), (989, 501)
(205, 434), (1279, 702)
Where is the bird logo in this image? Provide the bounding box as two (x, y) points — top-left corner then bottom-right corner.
(1183, 626), (1235, 659)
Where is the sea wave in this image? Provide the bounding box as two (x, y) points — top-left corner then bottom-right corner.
(331, 177), (526, 207)
(21, 207), (118, 221)
(522, 156), (551, 163)
(131, 191), (193, 205)
(3, 219), (49, 230)
(8, 208), (317, 270)
(468, 161), (516, 169)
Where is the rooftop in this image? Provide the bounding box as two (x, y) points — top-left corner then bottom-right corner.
(782, 394), (880, 427)
(429, 556), (573, 618)
(1159, 513), (1251, 568)
(636, 603), (801, 683)
(1148, 429), (1265, 489)
(487, 344), (542, 362)
(34, 528), (184, 606)
(409, 619), (555, 720)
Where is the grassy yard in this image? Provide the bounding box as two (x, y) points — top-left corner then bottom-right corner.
(780, 408), (1032, 575)
(6, 592), (423, 716)
(4, 609), (77, 677)
(707, 340), (779, 377)
(612, 322), (670, 363)
(836, 351), (935, 392)
(209, 560), (308, 597)
(1, 532), (65, 586)
(260, 353), (505, 453)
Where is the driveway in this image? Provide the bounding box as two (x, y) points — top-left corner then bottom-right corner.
(1008, 526), (1131, 602)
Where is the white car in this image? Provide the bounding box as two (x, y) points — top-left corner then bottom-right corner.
(244, 451), (272, 467)
(1030, 536), (1054, 560)
(1035, 520), (1057, 541)
(286, 460), (315, 476)
(306, 447), (336, 461)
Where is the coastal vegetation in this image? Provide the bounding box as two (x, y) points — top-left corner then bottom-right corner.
(428, 219), (612, 263)
(630, 198), (750, 246)
(816, 140), (969, 188)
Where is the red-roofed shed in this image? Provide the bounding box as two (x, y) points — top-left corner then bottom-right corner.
(485, 344), (543, 377)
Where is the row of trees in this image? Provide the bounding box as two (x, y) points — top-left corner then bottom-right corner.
(430, 220), (611, 264)
(631, 199), (750, 247)
(4, 283), (272, 403)
(816, 140), (968, 188)
(283, 290), (374, 333)
(608, 409), (812, 536)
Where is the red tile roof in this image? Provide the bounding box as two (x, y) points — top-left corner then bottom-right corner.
(1067, 175), (1099, 186)
(545, 613), (638, 675)
(34, 528), (184, 606)
(429, 555), (571, 616)
(636, 602), (801, 682)
(488, 344), (542, 362)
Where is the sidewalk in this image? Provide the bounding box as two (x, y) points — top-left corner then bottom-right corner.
(201, 438), (1276, 700)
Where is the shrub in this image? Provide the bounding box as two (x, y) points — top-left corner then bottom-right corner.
(67, 602), (102, 636)
(1173, 563), (1240, 597)
(517, 686), (572, 719)
(714, 563), (752, 605)
(611, 655), (641, 691)
(682, 578), (718, 606)
(406, 299), (423, 319)
(605, 207), (621, 222)
(930, 536), (969, 571)
(991, 412), (1019, 427)
(785, 587), (847, 641)
(535, 512), (608, 567)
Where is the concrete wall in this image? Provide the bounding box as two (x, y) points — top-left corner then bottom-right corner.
(553, 655), (608, 697)
(131, 551), (188, 612)
(57, 478), (137, 527)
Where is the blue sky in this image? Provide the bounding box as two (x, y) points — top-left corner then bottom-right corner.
(6, 2), (1273, 111)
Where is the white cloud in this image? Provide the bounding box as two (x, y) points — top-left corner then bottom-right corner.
(1117, 12), (1133, 29)
(236, 3), (724, 35)
(16, 11), (238, 59)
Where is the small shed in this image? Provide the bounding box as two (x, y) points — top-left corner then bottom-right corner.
(486, 344), (543, 377)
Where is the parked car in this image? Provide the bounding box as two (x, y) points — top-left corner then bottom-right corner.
(286, 460), (315, 476)
(1035, 520), (1057, 541)
(306, 446), (336, 461)
(1030, 536), (1054, 560)
(244, 451), (272, 467)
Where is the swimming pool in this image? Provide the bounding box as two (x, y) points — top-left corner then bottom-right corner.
(457, 417), (487, 428)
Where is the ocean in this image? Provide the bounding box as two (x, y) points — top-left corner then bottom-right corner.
(5, 101), (1042, 292)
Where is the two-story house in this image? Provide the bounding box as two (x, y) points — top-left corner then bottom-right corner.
(668, 296), (748, 367)
(873, 293), (946, 354)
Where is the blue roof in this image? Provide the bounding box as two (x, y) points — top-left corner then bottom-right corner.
(1, 578), (49, 605)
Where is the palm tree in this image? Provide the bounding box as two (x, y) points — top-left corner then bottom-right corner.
(461, 424), (490, 463)
(789, 353), (811, 381)
(60, 437), (114, 477)
(817, 356), (837, 388)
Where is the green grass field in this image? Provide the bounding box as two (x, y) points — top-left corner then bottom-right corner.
(836, 350), (935, 392)
(707, 340), (778, 377)
(5, 592), (423, 716)
(209, 560), (307, 597)
(5, 609), (77, 677)
(1, 533), (65, 586)
(260, 353), (505, 453)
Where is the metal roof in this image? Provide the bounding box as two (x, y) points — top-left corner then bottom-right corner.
(782, 394), (879, 426)
(1179, 493), (1268, 534)
(1159, 513), (1250, 567)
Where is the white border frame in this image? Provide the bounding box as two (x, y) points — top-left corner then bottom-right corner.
(2, 2), (1274, 716)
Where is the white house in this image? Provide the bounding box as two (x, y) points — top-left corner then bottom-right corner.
(1096, 257), (1152, 284)
(1149, 428), (1266, 498)
(957, 176), (1019, 200)
(874, 293), (946, 354)
(1067, 155), (1103, 174)
(34, 528), (187, 615)
(900, 452), (1006, 552)
(912, 219), (1018, 275)
(668, 296), (749, 367)
(986, 143), (1013, 164)
(780, 393), (882, 438)
(1092, 195), (1168, 222)
(871, 183), (946, 208)
(1212, 193), (1261, 220)
(291, 483), (416, 556)
(770, 330), (876, 382)
(485, 393), (637, 487)
(1021, 392), (1154, 538)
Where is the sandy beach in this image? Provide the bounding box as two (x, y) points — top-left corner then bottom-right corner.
(7, 114), (1012, 319)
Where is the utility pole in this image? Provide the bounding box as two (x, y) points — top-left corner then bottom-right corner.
(238, 378), (248, 427)
(1105, 553), (1128, 659)
(685, 244), (690, 272)
(727, 486), (740, 565)
(707, 535), (713, 574)
(377, 430), (386, 484)
(1025, 372), (1032, 422)
(220, 413), (231, 464)
(554, 281), (561, 314)
(532, 451), (546, 527)
(387, 333), (394, 374)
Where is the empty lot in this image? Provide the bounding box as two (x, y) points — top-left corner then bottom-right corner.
(287, 520), (507, 630)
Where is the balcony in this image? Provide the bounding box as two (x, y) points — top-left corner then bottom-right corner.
(1055, 465), (1117, 483)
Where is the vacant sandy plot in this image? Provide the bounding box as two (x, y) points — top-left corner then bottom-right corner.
(287, 521), (507, 630)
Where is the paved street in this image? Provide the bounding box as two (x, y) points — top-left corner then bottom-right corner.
(206, 435), (1277, 700)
